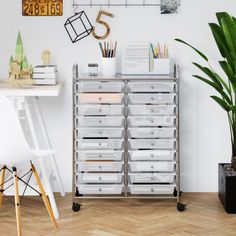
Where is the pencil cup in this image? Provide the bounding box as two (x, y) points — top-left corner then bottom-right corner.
(102, 57), (116, 76)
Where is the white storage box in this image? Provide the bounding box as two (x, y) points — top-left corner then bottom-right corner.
(129, 184), (175, 195)
(78, 93), (123, 104)
(128, 128), (176, 138)
(77, 81), (124, 93)
(128, 116), (176, 127)
(77, 128), (124, 138)
(78, 184), (123, 195)
(128, 81), (176, 93)
(77, 150), (123, 161)
(129, 173), (175, 183)
(77, 105), (123, 116)
(77, 161), (123, 172)
(77, 173), (123, 183)
(128, 139), (175, 149)
(128, 105), (176, 116)
(129, 161), (175, 172)
(128, 94), (175, 105)
(76, 139), (123, 150)
(77, 116), (124, 127)
(129, 150), (175, 161)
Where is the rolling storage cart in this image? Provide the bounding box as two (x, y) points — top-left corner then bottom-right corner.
(72, 74), (186, 212)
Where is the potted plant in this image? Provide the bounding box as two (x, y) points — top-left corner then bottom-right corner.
(175, 12), (236, 213)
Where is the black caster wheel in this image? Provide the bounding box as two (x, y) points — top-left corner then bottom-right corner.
(72, 202), (81, 212)
(177, 202), (186, 212)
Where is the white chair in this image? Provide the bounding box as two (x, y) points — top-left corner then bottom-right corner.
(0, 95), (58, 236)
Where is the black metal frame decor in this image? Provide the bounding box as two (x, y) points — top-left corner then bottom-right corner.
(64, 11), (93, 43)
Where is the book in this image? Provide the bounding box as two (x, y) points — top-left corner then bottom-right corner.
(33, 72), (58, 79)
(33, 65), (57, 73)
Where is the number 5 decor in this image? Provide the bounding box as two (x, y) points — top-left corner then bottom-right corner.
(92, 10), (114, 40)
(22, 0), (63, 16)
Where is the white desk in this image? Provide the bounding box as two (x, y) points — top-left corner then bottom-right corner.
(0, 80), (65, 219)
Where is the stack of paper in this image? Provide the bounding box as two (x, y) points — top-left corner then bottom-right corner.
(121, 42), (150, 75)
(33, 65), (58, 85)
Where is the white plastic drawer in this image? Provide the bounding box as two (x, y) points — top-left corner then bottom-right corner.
(128, 94), (175, 105)
(77, 81), (124, 93)
(128, 139), (175, 149)
(129, 162), (175, 172)
(129, 150), (175, 161)
(77, 128), (124, 138)
(77, 105), (123, 116)
(78, 93), (123, 104)
(128, 128), (175, 138)
(128, 116), (176, 127)
(77, 173), (123, 183)
(78, 184), (123, 195)
(76, 139), (123, 150)
(128, 105), (176, 116)
(77, 150), (123, 161)
(77, 161), (123, 172)
(129, 184), (175, 195)
(128, 82), (176, 93)
(77, 116), (124, 127)
(129, 173), (175, 183)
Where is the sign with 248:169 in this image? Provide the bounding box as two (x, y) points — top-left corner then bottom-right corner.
(22, 0), (63, 16)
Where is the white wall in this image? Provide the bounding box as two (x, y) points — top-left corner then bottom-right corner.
(0, 0), (235, 192)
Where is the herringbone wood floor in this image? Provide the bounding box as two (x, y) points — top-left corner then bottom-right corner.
(0, 193), (235, 236)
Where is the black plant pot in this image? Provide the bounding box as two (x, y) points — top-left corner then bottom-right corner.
(218, 163), (236, 213)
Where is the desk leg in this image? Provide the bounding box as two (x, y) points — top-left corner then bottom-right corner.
(32, 97), (65, 197)
(24, 98), (59, 220)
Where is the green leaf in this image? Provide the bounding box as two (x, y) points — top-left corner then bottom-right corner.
(209, 23), (227, 58)
(193, 75), (231, 104)
(209, 23), (235, 69)
(211, 95), (231, 112)
(216, 12), (229, 29)
(192, 62), (223, 89)
(175, 38), (208, 61)
(219, 60), (236, 94)
(214, 72), (231, 95)
(221, 17), (236, 59)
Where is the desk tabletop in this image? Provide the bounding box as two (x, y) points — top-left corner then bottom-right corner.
(0, 80), (64, 97)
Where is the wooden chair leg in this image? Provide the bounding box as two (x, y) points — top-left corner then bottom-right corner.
(0, 165), (6, 207)
(13, 167), (22, 236)
(31, 164), (58, 229)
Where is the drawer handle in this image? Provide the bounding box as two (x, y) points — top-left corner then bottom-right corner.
(98, 97), (102, 101)
(99, 154), (102, 158)
(150, 131), (154, 135)
(99, 176), (102, 181)
(150, 154), (154, 158)
(150, 120), (154, 124)
(98, 120), (102, 124)
(99, 85), (102, 90)
(98, 188), (102, 192)
(99, 166), (102, 169)
(151, 165), (154, 169)
(150, 97), (154, 101)
(151, 142), (155, 146)
(151, 85), (154, 89)
(151, 109), (154, 113)
(99, 108), (102, 112)
(98, 142), (102, 146)
(99, 131), (102, 135)
(151, 177), (155, 181)
(151, 188), (154, 192)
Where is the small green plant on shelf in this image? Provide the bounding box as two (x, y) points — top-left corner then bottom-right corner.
(175, 12), (236, 170)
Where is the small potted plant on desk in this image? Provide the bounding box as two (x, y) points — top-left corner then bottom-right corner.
(175, 12), (236, 213)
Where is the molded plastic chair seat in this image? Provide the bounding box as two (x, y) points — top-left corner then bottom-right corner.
(0, 95), (58, 236)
